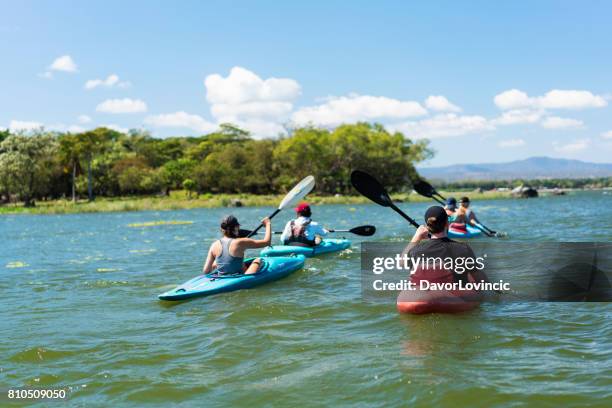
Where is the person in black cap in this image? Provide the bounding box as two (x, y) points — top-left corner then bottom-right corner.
(397, 205), (489, 310)
(405, 205), (487, 284)
(202, 215), (271, 275)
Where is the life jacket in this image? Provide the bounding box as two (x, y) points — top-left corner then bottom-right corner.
(286, 219), (316, 247)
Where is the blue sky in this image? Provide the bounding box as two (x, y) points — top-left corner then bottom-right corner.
(1, 0), (611, 166)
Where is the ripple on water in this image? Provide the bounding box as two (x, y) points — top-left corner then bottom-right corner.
(9, 347), (81, 363)
(1, 197), (611, 406)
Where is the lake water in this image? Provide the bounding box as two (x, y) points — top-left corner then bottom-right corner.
(1, 191), (611, 407)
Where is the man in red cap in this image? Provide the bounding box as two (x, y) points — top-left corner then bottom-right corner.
(280, 202), (329, 246)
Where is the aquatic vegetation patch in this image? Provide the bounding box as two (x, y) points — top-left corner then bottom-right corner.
(6, 261), (28, 268)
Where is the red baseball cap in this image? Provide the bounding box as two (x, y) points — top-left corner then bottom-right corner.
(294, 202), (310, 213)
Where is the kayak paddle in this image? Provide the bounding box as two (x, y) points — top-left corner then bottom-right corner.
(411, 177), (502, 237)
(240, 224), (377, 237)
(246, 175), (315, 238)
(350, 170), (420, 229)
(328, 225), (376, 236)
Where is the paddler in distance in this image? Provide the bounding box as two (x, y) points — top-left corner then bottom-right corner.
(444, 197), (457, 217)
(448, 196), (481, 232)
(280, 202), (329, 247)
(202, 215), (272, 275)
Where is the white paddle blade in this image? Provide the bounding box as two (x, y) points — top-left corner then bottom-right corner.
(278, 175), (315, 210)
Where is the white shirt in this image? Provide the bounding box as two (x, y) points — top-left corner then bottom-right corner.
(280, 216), (328, 243)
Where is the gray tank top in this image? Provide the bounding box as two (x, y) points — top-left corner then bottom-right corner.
(216, 237), (243, 275)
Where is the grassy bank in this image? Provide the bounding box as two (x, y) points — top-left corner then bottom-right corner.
(0, 190), (513, 215)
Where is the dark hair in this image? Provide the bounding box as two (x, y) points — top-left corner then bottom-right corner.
(298, 207), (312, 217)
(220, 215), (240, 238)
(426, 216), (446, 234)
(424, 206), (447, 234)
(460, 196), (470, 204)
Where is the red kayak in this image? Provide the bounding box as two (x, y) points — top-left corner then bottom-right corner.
(397, 289), (483, 314)
(396, 265), (484, 314)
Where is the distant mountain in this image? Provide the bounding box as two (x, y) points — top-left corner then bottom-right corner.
(418, 157), (612, 181)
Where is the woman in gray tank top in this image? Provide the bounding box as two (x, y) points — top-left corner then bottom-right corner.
(202, 215), (272, 275)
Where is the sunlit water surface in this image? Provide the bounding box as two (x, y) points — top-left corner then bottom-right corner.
(1, 191), (611, 407)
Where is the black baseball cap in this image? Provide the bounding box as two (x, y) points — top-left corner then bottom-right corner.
(424, 205), (447, 223)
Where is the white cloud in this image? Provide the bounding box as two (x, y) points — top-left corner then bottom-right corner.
(539, 90), (607, 109)
(541, 116), (583, 129)
(601, 130), (612, 139)
(77, 115), (92, 124)
(211, 101), (293, 121)
(85, 74), (131, 90)
(498, 138), (525, 148)
(49, 55), (77, 73)
(391, 113), (493, 139)
(494, 89), (532, 110)
(492, 109), (543, 126)
(553, 138), (590, 153)
(144, 111), (217, 133)
(425, 95), (461, 112)
(292, 94), (427, 127)
(202, 66), (301, 136)
(205, 66), (300, 105)
(9, 120), (43, 132)
(494, 88), (607, 110)
(96, 98), (147, 114)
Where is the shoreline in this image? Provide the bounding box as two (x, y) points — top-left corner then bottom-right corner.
(0, 190), (516, 215)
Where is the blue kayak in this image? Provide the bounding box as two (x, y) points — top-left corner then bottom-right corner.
(448, 224), (483, 239)
(158, 255), (306, 301)
(260, 238), (351, 257)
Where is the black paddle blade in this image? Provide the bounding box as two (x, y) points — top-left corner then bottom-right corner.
(412, 179), (435, 198)
(412, 178), (446, 203)
(350, 225), (376, 236)
(238, 229), (253, 238)
(350, 170), (392, 207)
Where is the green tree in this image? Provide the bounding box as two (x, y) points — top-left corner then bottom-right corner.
(0, 132), (58, 206)
(112, 156), (151, 194)
(58, 133), (82, 202)
(160, 158), (196, 193)
(182, 178), (196, 198)
(0, 129), (9, 144)
(75, 127), (118, 201)
(273, 123), (432, 194)
(186, 123), (250, 160)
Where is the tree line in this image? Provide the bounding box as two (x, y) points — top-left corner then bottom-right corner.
(0, 123), (432, 207)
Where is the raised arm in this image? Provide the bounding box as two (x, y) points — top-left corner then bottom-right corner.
(411, 225), (430, 243)
(238, 217), (272, 249)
